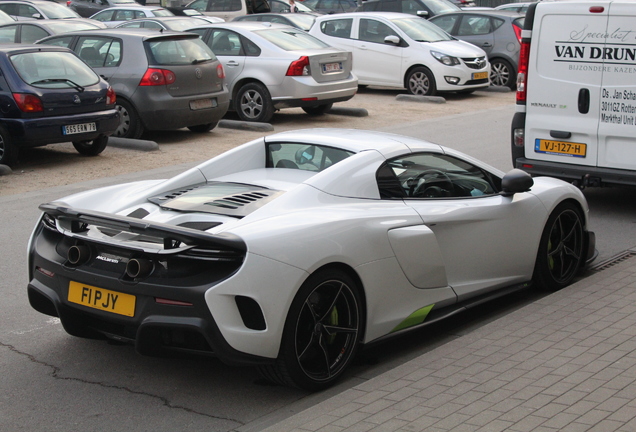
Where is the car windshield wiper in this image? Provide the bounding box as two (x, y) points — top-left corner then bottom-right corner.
(30, 78), (85, 92)
(191, 58), (212, 64)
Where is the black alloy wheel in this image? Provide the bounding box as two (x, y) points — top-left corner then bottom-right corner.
(534, 202), (585, 291)
(259, 269), (363, 391)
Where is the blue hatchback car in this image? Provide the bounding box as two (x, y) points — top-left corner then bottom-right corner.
(0, 44), (119, 166)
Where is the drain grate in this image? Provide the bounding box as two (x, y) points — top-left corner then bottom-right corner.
(590, 251), (636, 272)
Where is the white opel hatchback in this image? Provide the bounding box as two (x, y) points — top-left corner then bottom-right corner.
(309, 12), (490, 95)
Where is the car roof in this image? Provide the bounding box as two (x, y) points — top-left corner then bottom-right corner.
(186, 21), (300, 31)
(431, 9), (525, 18)
(97, 5), (171, 10)
(0, 43), (71, 53)
(314, 11), (415, 21)
(38, 27), (198, 40)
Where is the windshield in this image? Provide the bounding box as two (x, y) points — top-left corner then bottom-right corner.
(424, 0), (460, 15)
(38, 2), (81, 18)
(11, 51), (99, 88)
(392, 17), (452, 42)
(255, 28), (329, 50)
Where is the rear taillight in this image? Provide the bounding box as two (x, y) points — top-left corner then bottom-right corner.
(139, 68), (176, 86)
(106, 86), (116, 105)
(512, 23), (522, 43)
(286, 56), (310, 76)
(12, 93), (43, 112)
(66, 0), (70, 5)
(516, 39), (530, 104)
(217, 63), (225, 79)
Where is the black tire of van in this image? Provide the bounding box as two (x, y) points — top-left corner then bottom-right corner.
(490, 58), (515, 90)
(406, 67), (437, 96)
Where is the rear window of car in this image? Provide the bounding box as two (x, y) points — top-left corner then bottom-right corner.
(45, 21), (101, 33)
(11, 51), (100, 88)
(266, 143), (354, 172)
(254, 28), (329, 51)
(146, 37), (216, 65)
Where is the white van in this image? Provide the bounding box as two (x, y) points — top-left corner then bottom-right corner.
(511, 0), (636, 188)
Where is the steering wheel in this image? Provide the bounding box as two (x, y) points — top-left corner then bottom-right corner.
(409, 169), (454, 198)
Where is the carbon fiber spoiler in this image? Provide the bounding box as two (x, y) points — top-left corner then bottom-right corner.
(39, 202), (247, 253)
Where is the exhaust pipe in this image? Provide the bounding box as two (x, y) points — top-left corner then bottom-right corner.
(126, 258), (154, 279)
(67, 245), (90, 265)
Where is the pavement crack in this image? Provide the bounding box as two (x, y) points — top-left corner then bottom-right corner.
(0, 341), (245, 426)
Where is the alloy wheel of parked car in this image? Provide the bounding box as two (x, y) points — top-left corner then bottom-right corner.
(0, 125), (17, 166)
(302, 103), (333, 115)
(114, 99), (144, 139)
(490, 58), (515, 89)
(72, 135), (108, 156)
(259, 269), (363, 391)
(236, 82), (274, 123)
(534, 202), (585, 292)
(406, 67), (436, 96)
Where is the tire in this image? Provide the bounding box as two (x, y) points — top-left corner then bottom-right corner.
(188, 122), (218, 133)
(406, 67), (436, 96)
(302, 103), (333, 115)
(235, 82), (274, 123)
(0, 124), (17, 166)
(533, 202), (585, 292)
(490, 58), (515, 89)
(72, 135), (108, 156)
(259, 269), (364, 391)
(114, 99), (144, 139)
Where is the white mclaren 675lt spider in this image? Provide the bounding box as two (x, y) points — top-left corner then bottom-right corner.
(27, 129), (596, 390)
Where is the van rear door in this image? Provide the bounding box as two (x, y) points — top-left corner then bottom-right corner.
(596, 1), (636, 171)
(524, 2), (610, 168)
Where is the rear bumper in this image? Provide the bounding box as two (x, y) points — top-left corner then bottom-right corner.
(269, 73), (358, 107)
(134, 87), (230, 131)
(3, 109), (119, 148)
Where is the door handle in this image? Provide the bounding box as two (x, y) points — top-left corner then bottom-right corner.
(482, 43), (492, 47)
(578, 88), (590, 114)
(550, 130), (572, 139)
(226, 61), (239, 67)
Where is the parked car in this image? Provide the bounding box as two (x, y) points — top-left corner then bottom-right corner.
(429, 10), (523, 89)
(114, 15), (212, 30)
(302, 0), (357, 14)
(185, 22), (357, 122)
(164, 7), (224, 23)
(26, 128), (596, 390)
(38, 28), (230, 138)
(0, 0), (83, 20)
(232, 12), (318, 31)
(309, 12), (489, 95)
(494, 2), (533, 13)
(67, 0), (139, 18)
(0, 18), (106, 43)
(0, 9), (15, 24)
(358, 0), (461, 19)
(0, 44), (118, 165)
(89, 5), (175, 27)
(182, 0), (271, 21)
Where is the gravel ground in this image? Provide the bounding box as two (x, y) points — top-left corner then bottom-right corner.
(0, 87), (515, 197)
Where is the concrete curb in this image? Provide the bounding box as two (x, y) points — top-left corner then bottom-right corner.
(479, 85), (512, 93)
(396, 94), (446, 104)
(0, 164), (12, 176)
(327, 107), (369, 117)
(219, 119), (274, 132)
(108, 137), (159, 152)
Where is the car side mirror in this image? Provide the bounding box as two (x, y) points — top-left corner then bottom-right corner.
(416, 10), (429, 17)
(384, 35), (400, 45)
(32, 13), (42, 19)
(501, 169), (533, 196)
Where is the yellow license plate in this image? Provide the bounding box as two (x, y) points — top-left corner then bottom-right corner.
(68, 281), (136, 317)
(472, 71), (488, 80)
(535, 139), (587, 158)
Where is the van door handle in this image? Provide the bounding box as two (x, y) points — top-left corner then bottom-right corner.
(550, 130), (572, 139)
(578, 88), (590, 114)
(482, 43), (492, 47)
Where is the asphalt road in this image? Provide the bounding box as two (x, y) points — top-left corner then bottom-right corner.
(1, 104), (635, 431)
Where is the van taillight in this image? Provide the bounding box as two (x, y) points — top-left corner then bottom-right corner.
(516, 40), (531, 104)
(13, 93), (43, 112)
(512, 23), (522, 43)
(139, 68), (176, 86)
(286, 56), (310, 76)
(106, 86), (116, 105)
(217, 63), (225, 79)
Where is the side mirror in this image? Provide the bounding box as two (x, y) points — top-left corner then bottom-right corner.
(384, 35), (400, 45)
(501, 169), (533, 196)
(416, 10), (429, 17)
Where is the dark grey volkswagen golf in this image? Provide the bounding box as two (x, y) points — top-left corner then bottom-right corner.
(38, 28), (230, 139)
(0, 44), (119, 166)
